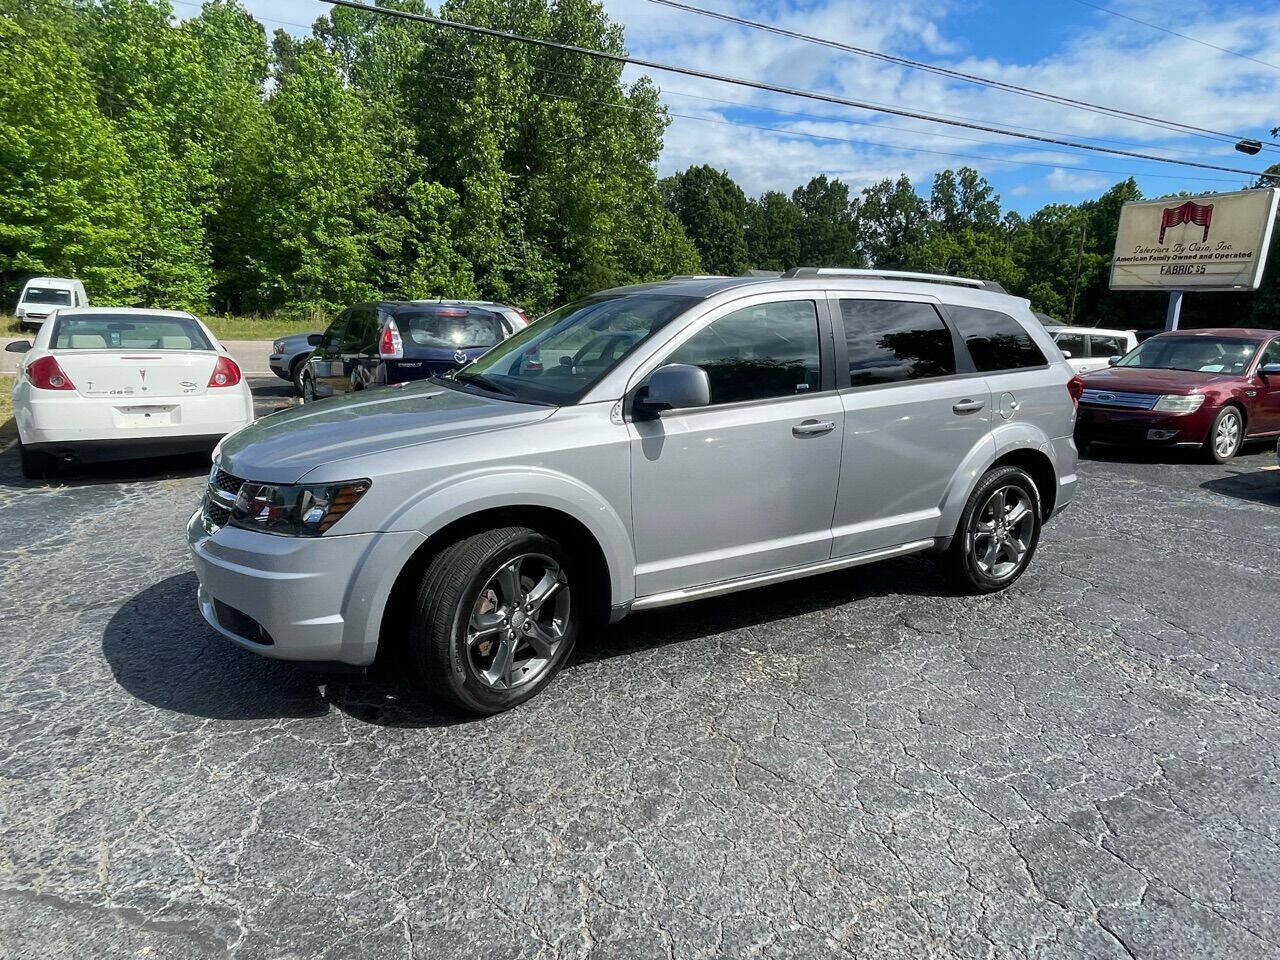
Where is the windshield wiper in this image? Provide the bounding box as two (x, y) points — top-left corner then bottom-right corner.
(455, 371), (515, 397)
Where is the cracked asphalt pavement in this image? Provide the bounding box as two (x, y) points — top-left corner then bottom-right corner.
(2, 381), (1279, 959)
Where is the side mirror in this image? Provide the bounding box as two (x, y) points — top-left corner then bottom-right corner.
(1108, 356), (1121, 366)
(636, 363), (711, 417)
(1262, 362), (1280, 376)
(306, 333), (323, 347)
(5, 340), (31, 353)
(1059, 350), (1073, 359)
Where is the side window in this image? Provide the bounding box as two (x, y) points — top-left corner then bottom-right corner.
(666, 300), (821, 405)
(1259, 339), (1280, 368)
(1053, 332), (1086, 358)
(840, 299), (955, 387)
(950, 306), (1047, 372)
(341, 308), (377, 353)
(321, 311), (350, 351)
(1088, 335), (1125, 358)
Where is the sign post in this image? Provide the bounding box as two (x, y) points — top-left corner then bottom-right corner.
(1109, 187), (1280, 327)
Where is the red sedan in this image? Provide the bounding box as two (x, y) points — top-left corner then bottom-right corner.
(1075, 328), (1280, 462)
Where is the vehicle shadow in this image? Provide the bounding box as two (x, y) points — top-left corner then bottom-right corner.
(1081, 438), (1274, 466)
(0, 446), (212, 490)
(104, 557), (954, 728)
(1200, 469), (1280, 508)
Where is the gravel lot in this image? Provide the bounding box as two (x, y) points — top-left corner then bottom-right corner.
(2, 380), (1279, 960)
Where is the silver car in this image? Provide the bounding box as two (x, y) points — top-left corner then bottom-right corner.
(189, 270), (1080, 714)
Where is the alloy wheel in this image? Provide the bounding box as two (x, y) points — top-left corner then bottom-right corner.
(1214, 411), (1241, 459)
(466, 553), (571, 691)
(969, 484), (1035, 580)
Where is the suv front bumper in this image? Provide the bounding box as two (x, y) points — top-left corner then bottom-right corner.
(187, 510), (423, 665)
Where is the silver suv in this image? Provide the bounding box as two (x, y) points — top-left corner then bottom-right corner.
(189, 270), (1080, 714)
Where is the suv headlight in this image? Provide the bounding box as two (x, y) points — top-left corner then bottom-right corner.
(1153, 394), (1206, 414)
(272, 339), (286, 354)
(229, 479), (371, 536)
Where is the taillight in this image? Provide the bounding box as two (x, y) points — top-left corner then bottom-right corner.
(1067, 374), (1085, 406)
(514, 308), (530, 327)
(26, 355), (75, 390)
(208, 355), (242, 388)
(379, 319), (403, 359)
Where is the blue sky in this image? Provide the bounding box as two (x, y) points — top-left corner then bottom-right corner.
(222, 0), (1280, 214)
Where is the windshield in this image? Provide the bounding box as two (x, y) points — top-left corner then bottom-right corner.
(398, 308), (504, 349)
(1115, 336), (1258, 375)
(448, 294), (697, 404)
(51, 315), (213, 351)
(23, 286), (72, 305)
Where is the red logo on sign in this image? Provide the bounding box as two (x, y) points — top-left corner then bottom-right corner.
(1159, 200), (1214, 243)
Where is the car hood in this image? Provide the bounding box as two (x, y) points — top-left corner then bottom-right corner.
(216, 381), (554, 483)
(1081, 366), (1239, 394)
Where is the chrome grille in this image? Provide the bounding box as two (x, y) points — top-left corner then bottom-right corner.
(203, 468), (243, 529)
(1079, 388), (1160, 410)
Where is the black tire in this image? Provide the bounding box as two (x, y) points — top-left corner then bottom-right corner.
(300, 371), (317, 403)
(290, 358), (307, 397)
(18, 441), (54, 481)
(943, 465), (1042, 594)
(1203, 406), (1243, 464)
(409, 526), (581, 714)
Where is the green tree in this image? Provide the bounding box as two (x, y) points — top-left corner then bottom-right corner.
(0, 14), (142, 303)
(792, 175), (861, 268)
(661, 165), (748, 275)
(232, 38), (376, 312)
(860, 175), (930, 269)
(930, 167), (1001, 232)
(746, 191), (801, 271)
(77, 0), (218, 309)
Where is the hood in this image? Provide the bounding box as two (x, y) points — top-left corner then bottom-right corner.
(1081, 365), (1239, 395)
(216, 380), (554, 483)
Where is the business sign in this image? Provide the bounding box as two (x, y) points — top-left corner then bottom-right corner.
(1109, 187), (1280, 291)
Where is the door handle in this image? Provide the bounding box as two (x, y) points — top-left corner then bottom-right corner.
(952, 398), (985, 413)
(792, 419), (836, 437)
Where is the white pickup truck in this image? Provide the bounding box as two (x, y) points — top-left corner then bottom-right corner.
(1050, 325), (1138, 374)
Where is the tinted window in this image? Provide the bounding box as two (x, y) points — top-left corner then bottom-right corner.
(840, 299), (955, 387)
(1054, 332), (1086, 357)
(22, 286), (72, 305)
(321, 311), (350, 351)
(1116, 336), (1258, 375)
(341, 308), (378, 353)
(51, 314), (212, 350)
(1088, 335), (1126, 358)
(950, 306), (1047, 372)
(399, 309), (505, 349)
(667, 300), (820, 405)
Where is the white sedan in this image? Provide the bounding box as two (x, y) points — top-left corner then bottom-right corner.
(6, 308), (253, 478)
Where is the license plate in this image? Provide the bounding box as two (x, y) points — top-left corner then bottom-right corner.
(115, 405), (176, 427)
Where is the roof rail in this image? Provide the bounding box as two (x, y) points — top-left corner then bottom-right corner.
(781, 267), (1006, 293)
(667, 274), (729, 280)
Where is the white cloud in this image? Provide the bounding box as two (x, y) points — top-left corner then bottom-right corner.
(1044, 168), (1113, 192)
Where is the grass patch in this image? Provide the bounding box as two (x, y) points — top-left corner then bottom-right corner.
(0, 375), (14, 440)
(2, 312), (323, 342)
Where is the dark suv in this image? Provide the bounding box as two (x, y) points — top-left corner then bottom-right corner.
(300, 300), (527, 401)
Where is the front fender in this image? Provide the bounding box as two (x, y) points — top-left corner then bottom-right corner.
(386, 466), (635, 608)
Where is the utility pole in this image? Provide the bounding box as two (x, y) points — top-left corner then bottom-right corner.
(1067, 222), (1086, 325)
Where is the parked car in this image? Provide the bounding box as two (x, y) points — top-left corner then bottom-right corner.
(6, 307), (253, 478)
(15, 277), (88, 328)
(269, 331), (322, 396)
(300, 300), (529, 401)
(1075, 328), (1280, 462)
(1050, 326), (1137, 374)
(189, 268), (1079, 714)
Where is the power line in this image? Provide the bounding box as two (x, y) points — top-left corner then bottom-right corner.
(322, 0), (1277, 181)
(646, 0), (1276, 152)
(1070, 0), (1280, 72)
